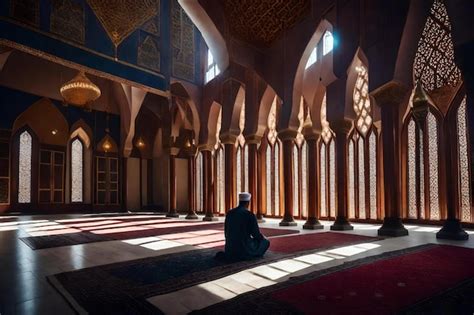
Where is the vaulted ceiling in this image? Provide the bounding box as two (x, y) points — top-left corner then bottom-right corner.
(221, 0), (311, 47)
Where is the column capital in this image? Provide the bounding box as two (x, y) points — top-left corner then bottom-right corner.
(278, 129), (298, 142)
(331, 119), (353, 135)
(169, 147), (180, 156)
(303, 130), (321, 141)
(244, 134), (262, 145)
(197, 144), (214, 152)
(220, 133), (237, 145)
(371, 81), (410, 107)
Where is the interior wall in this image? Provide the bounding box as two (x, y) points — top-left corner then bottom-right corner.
(141, 159), (148, 206)
(126, 158), (141, 211)
(153, 156), (169, 211)
(176, 158), (189, 211)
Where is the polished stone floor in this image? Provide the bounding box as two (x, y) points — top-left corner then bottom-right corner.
(0, 213), (473, 315)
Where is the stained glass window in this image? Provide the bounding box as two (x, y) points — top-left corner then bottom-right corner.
(301, 141), (308, 218)
(196, 152), (203, 212)
(427, 112), (440, 220)
(457, 97), (471, 222)
(293, 146), (299, 217)
(18, 131), (32, 203)
(236, 103), (247, 194)
(265, 97), (281, 216)
(348, 139), (355, 218)
(419, 129), (425, 219)
(358, 138), (366, 219)
(329, 140), (336, 217)
(215, 109), (225, 214)
(369, 131), (377, 219)
(236, 146), (242, 194)
(71, 139), (83, 202)
(407, 119), (417, 219)
(413, 0), (461, 91)
(320, 143), (327, 217)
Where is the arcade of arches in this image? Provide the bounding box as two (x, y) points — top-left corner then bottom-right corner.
(0, 0), (474, 313)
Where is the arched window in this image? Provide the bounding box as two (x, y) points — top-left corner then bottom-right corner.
(405, 0), (461, 221)
(293, 99), (309, 218)
(236, 103), (248, 194)
(265, 97), (281, 217)
(18, 130), (32, 203)
(319, 94), (336, 218)
(305, 47), (317, 69)
(205, 50), (220, 83)
(456, 96), (472, 222)
(214, 109), (225, 214)
(71, 138), (84, 203)
(323, 31), (333, 56)
(195, 151), (203, 213)
(348, 66), (378, 220)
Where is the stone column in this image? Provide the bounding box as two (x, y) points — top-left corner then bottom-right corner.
(373, 82), (408, 236)
(221, 134), (237, 212)
(166, 147), (180, 217)
(279, 130), (297, 226)
(245, 135), (261, 217)
(202, 148), (218, 221)
(256, 144), (265, 222)
(330, 120), (354, 231)
(185, 151), (198, 219)
(304, 133), (323, 229)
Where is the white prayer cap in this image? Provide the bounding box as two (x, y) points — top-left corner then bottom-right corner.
(239, 192), (252, 202)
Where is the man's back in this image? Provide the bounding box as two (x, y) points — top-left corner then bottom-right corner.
(224, 205), (268, 261)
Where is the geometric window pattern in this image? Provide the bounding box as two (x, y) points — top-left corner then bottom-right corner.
(265, 97), (281, 217)
(319, 95), (336, 218)
(456, 96), (472, 222)
(349, 67), (378, 219)
(353, 66), (372, 136)
(215, 109), (225, 214)
(236, 102), (248, 195)
(71, 139), (83, 203)
(405, 110), (440, 220)
(293, 100), (308, 218)
(18, 131), (32, 203)
(413, 0), (461, 91)
(196, 152), (203, 212)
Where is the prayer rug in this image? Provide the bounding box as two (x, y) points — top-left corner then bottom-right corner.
(21, 219), (298, 249)
(48, 232), (381, 314)
(194, 244), (474, 315)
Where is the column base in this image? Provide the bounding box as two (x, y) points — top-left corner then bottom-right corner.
(185, 212), (199, 220)
(378, 217), (408, 237)
(166, 211), (180, 218)
(303, 218), (324, 230)
(256, 215), (265, 223)
(330, 216), (353, 231)
(436, 219), (469, 241)
(203, 216), (219, 222)
(279, 217), (297, 227)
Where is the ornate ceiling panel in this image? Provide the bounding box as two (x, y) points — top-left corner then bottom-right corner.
(222, 0), (310, 47)
(86, 0), (159, 46)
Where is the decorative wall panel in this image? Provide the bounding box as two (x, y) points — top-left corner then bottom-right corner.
(138, 36), (160, 72)
(10, 0), (39, 26)
(171, 0), (195, 81)
(50, 0), (85, 44)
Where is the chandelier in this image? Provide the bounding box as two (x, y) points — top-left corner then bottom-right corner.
(60, 71), (101, 107)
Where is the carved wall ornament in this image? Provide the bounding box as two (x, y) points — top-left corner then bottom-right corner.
(10, 0), (39, 26)
(86, 0), (159, 46)
(50, 0), (85, 44)
(171, 0), (195, 81)
(222, 0), (310, 47)
(138, 35), (160, 72)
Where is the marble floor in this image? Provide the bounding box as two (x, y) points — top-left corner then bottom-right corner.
(0, 213), (473, 315)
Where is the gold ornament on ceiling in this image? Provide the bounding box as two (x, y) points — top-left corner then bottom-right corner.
(60, 71), (101, 107)
(86, 0), (159, 47)
(222, 0), (310, 47)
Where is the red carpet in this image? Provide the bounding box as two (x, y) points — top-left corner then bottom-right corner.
(269, 232), (380, 253)
(272, 245), (474, 314)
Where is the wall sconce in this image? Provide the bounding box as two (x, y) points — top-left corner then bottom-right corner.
(51, 129), (58, 135)
(102, 139), (112, 152)
(136, 136), (145, 148)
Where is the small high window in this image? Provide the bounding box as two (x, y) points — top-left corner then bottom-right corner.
(323, 31), (334, 55)
(205, 50), (220, 83)
(305, 47), (317, 69)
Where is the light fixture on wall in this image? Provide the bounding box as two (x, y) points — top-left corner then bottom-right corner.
(60, 71), (101, 109)
(136, 136), (146, 148)
(102, 138), (112, 152)
(185, 138), (191, 148)
(51, 129), (58, 135)
(355, 65), (363, 73)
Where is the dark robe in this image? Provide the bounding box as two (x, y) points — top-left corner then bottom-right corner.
(220, 205), (270, 261)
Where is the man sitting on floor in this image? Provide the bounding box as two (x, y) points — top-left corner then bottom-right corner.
(215, 192), (270, 261)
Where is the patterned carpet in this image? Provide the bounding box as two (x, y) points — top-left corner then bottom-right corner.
(48, 232), (381, 314)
